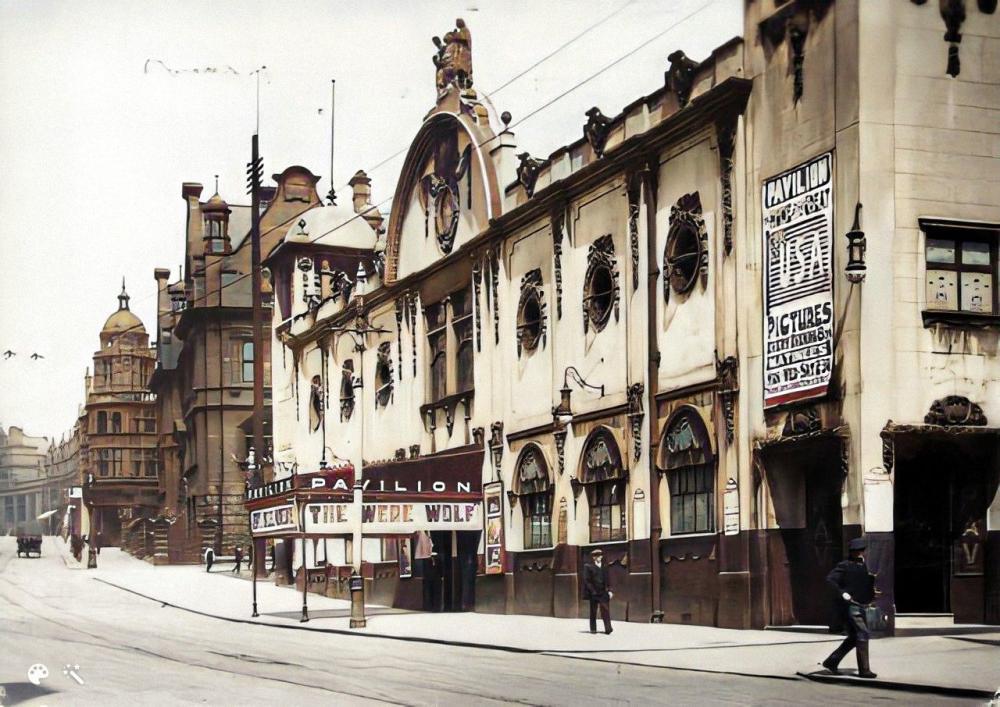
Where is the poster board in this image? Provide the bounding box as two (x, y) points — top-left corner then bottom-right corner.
(483, 481), (504, 575)
(762, 152), (834, 408)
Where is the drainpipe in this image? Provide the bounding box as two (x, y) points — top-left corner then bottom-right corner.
(642, 158), (663, 622)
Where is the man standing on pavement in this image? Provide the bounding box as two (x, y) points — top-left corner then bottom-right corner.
(583, 548), (613, 635)
(822, 537), (878, 679)
(232, 545), (243, 574)
(204, 546), (214, 572)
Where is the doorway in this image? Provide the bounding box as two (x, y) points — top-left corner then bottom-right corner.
(426, 530), (480, 611)
(894, 434), (998, 618)
(763, 436), (845, 626)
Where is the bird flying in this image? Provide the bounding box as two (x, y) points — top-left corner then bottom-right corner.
(2, 350), (14, 359)
(30, 353), (44, 360)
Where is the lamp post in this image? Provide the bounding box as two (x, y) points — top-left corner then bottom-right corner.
(552, 366), (605, 426)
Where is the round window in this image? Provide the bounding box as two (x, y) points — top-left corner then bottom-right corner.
(664, 222), (701, 295)
(517, 291), (543, 353)
(585, 265), (615, 330)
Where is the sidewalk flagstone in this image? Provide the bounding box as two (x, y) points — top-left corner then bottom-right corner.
(87, 545), (1000, 698)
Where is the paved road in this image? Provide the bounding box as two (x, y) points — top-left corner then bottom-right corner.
(0, 539), (975, 706)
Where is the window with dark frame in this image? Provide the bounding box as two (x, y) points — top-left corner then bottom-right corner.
(426, 302), (447, 402)
(96, 411), (107, 434)
(518, 447), (552, 549)
(662, 411), (716, 536)
(584, 265), (615, 331)
(111, 412), (122, 434)
(581, 431), (627, 543)
(923, 222), (998, 316)
(452, 288), (474, 392)
(241, 341), (254, 382)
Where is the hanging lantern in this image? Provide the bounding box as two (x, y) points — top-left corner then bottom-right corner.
(845, 202), (867, 284)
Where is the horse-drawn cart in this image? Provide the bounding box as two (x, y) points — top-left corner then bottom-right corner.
(16, 521), (43, 558)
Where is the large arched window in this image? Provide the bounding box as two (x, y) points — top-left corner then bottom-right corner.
(661, 409), (715, 536)
(580, 428), (627, 543)
(516, 445), (552, 549)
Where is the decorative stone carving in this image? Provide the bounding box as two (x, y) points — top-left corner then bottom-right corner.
(716, 355), (739, 445)
(407, 292), (418, 376)
(665, 50), (698, 109)
(880, 421), (894, 473)
(409, 444), (421, 459)
(627, 174), (641, 291)
(551, 209), (564, 320)
(583, 235), (620, 333)
(583, 107), (613, 158)
(716, 121), (737, 256)
(417, 130), (471, 255)
(472, 426), (485, 446)
(432, 18), (473, 91)
(788, 23), (807, 102)
(783, 407), (821, 436)
(516, 152), (541, 197)
(472, 256), (483, 352)
(489, 421), (504, 480)
(516, 269), (546, 357)
(394, 298), (404, 380)
(941, 0), (966, 77)
(490, 246), (501, 344)
(924, 396), (987, 426)
(374, 342), (394, 408)
(553, 429), (567, 476)
(663, 192), (706, 302)
(627, 383), (644, 462)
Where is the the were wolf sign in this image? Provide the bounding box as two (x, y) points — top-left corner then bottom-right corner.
(762, 152), (834, 408)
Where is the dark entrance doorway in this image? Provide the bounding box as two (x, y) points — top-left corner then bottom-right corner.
(763, 436), (845, 626)
(424, 530), (480, 611)
(894, 433), (999, 621)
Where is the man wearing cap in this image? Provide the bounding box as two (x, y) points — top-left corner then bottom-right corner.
(583, 548), (613, 634)
(822, 537), (878, 678)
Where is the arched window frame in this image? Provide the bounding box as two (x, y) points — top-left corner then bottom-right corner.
(579, 427), (627, 543)
(659, 408), (716, 536)
(515, 444), (553, 549)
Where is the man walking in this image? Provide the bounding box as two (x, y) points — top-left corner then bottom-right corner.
(822, 537), (878, 678)
(583, 548), (613, 635)
(232, 545), (243, 574)
(204, 546), (215, 572)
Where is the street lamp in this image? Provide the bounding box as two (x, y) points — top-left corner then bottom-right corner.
(552, 366), (605, 428)
(845, 202), (867, 284)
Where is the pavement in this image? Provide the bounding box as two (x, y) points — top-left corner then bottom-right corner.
(51, 538), (1000, 701)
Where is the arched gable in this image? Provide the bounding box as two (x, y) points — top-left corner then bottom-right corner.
(384, 108), (501, 283)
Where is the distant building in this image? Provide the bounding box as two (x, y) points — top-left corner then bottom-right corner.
(0, 426), (50, 533)
(150, 169), (321, 561)
(256, 2), (1000, 632)
(78, 283), (159, 549)
(44, 426), (80, 535)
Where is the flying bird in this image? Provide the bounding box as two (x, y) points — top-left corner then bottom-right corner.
(30, 353), (44, 360)
(2, 350), (14, 359)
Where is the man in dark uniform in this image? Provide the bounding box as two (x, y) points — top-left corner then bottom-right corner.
(822, 537), (878, 678)
(583, 548), (613, 634)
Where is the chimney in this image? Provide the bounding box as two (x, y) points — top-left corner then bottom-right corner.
(349, 170), (383, 231)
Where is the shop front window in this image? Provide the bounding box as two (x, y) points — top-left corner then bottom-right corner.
(661, 410), (716, 536)
(580, 429), (627, 543)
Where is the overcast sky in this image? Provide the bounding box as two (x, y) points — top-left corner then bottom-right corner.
(0, 0), (740, 440)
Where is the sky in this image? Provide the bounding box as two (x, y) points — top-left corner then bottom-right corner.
(0, 0), (741, 440)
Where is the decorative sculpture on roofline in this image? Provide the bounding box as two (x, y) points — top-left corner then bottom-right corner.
(433, 18), (473, 92)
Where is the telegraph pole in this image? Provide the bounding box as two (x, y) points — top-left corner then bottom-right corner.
(247, 135), (265, 488)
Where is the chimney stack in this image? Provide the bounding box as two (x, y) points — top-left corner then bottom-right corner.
(349, 170), (383, 231)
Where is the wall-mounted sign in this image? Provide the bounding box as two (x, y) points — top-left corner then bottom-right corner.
(483, 482), (504, 575)
(68, 486), (83, 499)
(723, 477), (739, 536)
(300, 501), (482, 535)
(250, 503), (297, 536)
(762, 152), (834, 408)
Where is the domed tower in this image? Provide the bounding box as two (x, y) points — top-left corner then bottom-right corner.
(82, 280), (160, 549)
(201, 188), (232, 255)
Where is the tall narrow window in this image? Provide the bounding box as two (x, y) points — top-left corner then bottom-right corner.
(112, 412), (122, 434)
(580, 429), (627, 543)
(426, 302), (447, 402)
(98, 449), (110, 477)
(452, 289), (474, 392)
(517, 446), (552, 549)
(242, 342), (254, 382)
(662, 410), (716, 536)
(96, 411), (107, 434)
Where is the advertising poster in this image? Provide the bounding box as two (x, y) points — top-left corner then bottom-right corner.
(483, 481), (504, 575)
(250, 503), (297, 536)
(762, 151), (835, 407)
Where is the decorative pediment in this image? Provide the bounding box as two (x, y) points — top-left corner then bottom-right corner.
(924, 396), (987, 426)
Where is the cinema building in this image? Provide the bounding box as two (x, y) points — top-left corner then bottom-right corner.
(258, 2), (1000, 629)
